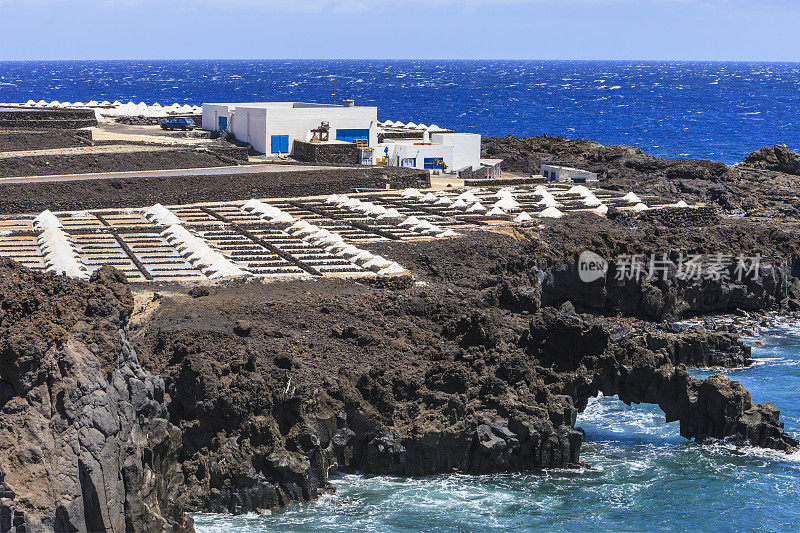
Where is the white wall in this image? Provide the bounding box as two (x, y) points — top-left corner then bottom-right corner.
(373, 142), (454, 171)
(265, 105), (378, 155)
(231, 107), (268, 153)
(431, 133), (481, 171)
(225, 103), (378, 155)
(201, 104), (233, 132)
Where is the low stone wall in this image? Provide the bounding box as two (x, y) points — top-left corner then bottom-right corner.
(292, 140), (359, 165)
(0, 129), (93, 152)
(0, 108), (97, 129)
(0, 145), (248, 178)
(638, 206), (720, 226)
(115, 114), (203, 128)
(0, 167), (430, 214)
(464, 176), (547, 187)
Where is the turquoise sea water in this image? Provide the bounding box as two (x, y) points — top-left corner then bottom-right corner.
(194, 324), (800, 532)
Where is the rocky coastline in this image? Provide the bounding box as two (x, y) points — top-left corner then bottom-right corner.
(2, 137), (800, 530)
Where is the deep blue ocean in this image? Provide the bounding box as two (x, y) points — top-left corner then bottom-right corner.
(1, 60), (799, 164)
(1, 60), (799, 531)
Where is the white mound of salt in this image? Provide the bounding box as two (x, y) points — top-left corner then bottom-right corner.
(672, 200), (690, 208)
(32, 210), (62, 229)
(401, 188), (423, 198)
(37, 226), (88, 279)
(377, 208), (402, 219)
(514, 212), (533, 222)
(493, 197), (520, 211)
(450, 199), (468, 209)
(378, 263), (407, 275)
(422, 192), (438, 203)
(457, 191), (479, 203)
(400, 216), (422, 227)
(567, 185), (593, 197)
(145, 204), (182, 225)
(537, 196), (560, 208)
(622, 192), (641, 204)
(434, 196), (453, 206)
(632, 202), (650, 211)
(162, 225), (247, 278)
(582, 194), (602, 207)
(538, 206), (565, 218)
(467, 202), (486, 213)
(594, 204), (609, 215)
(486, 207), (506, 217)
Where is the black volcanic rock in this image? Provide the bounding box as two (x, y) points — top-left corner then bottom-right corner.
(742, 144), (800, 175)
(0, 259), (191, 532)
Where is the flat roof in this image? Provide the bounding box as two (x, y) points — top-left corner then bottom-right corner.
(203, 101), (375, 109)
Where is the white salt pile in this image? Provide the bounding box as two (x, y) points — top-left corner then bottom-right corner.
(144, 204), (183, 226)
(567, 185), (593, 197)
(632, 202), (650, 211)
(401, 188), (423, 198)
(537, 196), (560, 208)
(593, 204), (609, 215)
(514, 212), (533, 222)
(582, 194), (602, 207)
(438, 229), (459, 238)
(377, 208), (402, 219)
(672, 200), (690, 208)
(622, 192), (642, 204)
(486, 207), (506, 217)
(466, 202), (487, 213)
(32, 210), (63, 229)
(377, 262), (407, 275)
(538, 206), (565, 218)
(241, 199), (295, 222)
(37, 226), (88, 279)
(422, 192), (438, 203)
(435, 196), (453, 206)
(493, 197), (520, 211)
(362, 255), (393, 270)
(533, 185), (549, 196)
(457, 191), (479, 203)
(162, 225), (248, 279)
(325, 194), (342, 204)
(400, 216), (422, 227)
(450, 199), (468, 210)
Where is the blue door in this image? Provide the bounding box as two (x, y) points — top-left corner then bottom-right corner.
(271, 135), (289, 154)
(218, 116), (227, 131)
(335, 129), (370, 143)
(424, 158), (441, 170)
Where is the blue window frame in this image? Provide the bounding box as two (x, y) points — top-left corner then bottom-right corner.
(271, 135), (289, 154)
(423, 158), (441, 170)
(335, 129), (370, 143)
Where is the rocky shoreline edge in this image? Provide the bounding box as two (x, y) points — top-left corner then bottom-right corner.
(3, 138), (800, 531)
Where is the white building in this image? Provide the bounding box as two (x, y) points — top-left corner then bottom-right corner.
(371, 132), (500, 178)
(202, 101), (378, 155)
(541, 164), (598, 184)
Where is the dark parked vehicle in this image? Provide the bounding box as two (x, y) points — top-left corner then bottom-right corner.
(160, 117), (195, 130)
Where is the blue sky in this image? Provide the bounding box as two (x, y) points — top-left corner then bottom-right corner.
(1, 0), (799, 61)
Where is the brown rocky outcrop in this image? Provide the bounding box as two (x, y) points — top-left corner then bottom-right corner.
(0, 260), (191, 532)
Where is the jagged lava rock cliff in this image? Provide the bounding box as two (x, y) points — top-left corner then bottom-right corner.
(0, 260), (191, 532)
(130, 214), (800, 516)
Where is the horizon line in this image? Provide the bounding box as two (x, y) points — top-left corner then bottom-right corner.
(1, 58), (799, 64)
